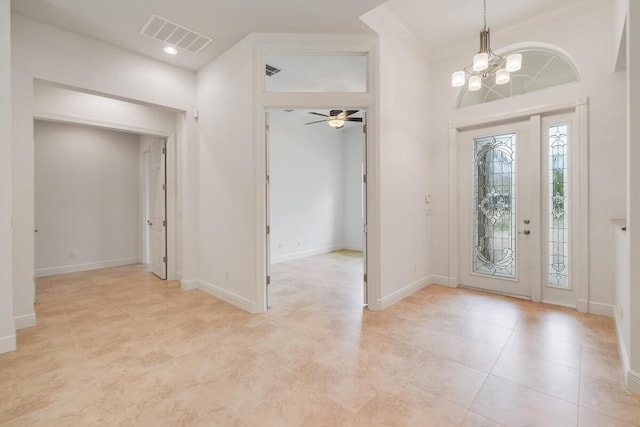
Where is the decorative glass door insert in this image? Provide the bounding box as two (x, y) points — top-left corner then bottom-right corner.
(473, 133), (517, 278)
(548, 124), (569, 287)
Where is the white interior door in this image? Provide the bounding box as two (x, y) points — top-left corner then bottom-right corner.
(149, 139), (167, 279)
(459, 120), (538, 298)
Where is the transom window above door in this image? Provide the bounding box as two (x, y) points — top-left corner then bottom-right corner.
(264, 54), (368, 93)
(458, 49), (579, 108)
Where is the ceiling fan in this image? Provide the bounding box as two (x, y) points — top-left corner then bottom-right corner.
(305, 110), (362, 129)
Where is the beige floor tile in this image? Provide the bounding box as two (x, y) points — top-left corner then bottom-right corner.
(515, 316), (583, 345)
(578, 406), (638, 427)
(491, 349), (580, 403)
(237, 380), (353, 426)
(580, 373), (640, 425)
(401, 351), (488, 408)
(580, 345), (626, 384)
(1, 253), (638, 425)
(419, 330), (503, 372)
(470, 375), (578, 426)
(349, 382), (467, 427)
(445, 317), (514, 348)
(460, 411), (505, 426)
(505, 331), (582, 369)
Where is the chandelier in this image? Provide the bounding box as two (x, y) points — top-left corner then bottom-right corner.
(451, 0), (522, 91)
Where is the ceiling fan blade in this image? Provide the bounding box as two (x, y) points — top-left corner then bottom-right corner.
(344, 110), (359, 117)
(345, 117), (363, 122)
(304, 120), (327, 125)
(308, 112), (329, 117)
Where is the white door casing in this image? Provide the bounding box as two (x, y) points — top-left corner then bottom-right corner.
(265, 112), (271, 307)
(362, 113), (368, 305)
(450, 101), (588, 310)
(149, 139), (167, 279)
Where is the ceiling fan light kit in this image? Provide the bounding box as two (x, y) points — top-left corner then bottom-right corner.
(451, 0), (522, 91)
(305, 109), (363, 129)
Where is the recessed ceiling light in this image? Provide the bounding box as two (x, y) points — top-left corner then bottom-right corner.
(163, 46), (178, 55)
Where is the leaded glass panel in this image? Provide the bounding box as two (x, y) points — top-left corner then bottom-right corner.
(473, 133), (517, 278)
(548, 125), (569, 287)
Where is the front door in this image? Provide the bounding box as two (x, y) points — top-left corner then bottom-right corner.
(459, 120), (537, 298)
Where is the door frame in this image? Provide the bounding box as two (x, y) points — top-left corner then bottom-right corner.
(448, 98), (590, 312)
(252, 38), (380, 313)
(263, 109), (370, 308)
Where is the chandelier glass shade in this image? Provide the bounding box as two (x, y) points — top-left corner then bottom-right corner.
(451, 0), (522, 91)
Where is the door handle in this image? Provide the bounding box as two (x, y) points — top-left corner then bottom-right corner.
(518, 229), (531, 235)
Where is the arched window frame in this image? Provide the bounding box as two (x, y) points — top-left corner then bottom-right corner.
(456, 44), (580, 109)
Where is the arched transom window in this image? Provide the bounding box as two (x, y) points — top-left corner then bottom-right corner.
(458, 49), (579, 108)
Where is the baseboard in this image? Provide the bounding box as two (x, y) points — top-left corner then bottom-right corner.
(613, 307), (640, 395)
(342, 243), (364, 252)
(583, 300), (614, 317)
(175, 271), (183, 281)
(14, 313), (37, 330)
(196, 280), (256, 313)
(627, 370), (640, 395)
(378, 276), (430, 310)
(180, 279), (198, 291)
(448, 276), (459, 288)
(36, 257), (141, 278)
(576, 299), (589, 313)
(0, 335), (16, 354)
(428, 275), (450, 286)
(271, 244), (344, 264)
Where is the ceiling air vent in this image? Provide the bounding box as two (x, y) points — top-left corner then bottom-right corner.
(265, 64), (281, 76)
(140, 15), (213, 54)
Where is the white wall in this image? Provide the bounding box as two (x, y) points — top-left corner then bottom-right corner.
(269, 110), (363, 263)
(196, 35), (258, 311)
(11, 14), (198, 330)
(426, 1), (626, 310)
(34, 121), (141, 276)
(343, 126), (365, 251)
(0, 0), (16, 354)
(361, 5), (432, 309)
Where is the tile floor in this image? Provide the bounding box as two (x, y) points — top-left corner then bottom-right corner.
(1, 250), (639, 426)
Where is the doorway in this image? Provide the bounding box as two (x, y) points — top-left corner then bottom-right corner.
(141, 136), (168, 280)
(265, 109), (368, 308)
(457, 111), (581, 307)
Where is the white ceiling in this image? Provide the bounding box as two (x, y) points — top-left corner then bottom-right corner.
(385, 0), (591, 56)
(10, 0), (387, 71)
(11, 0), (592, 71)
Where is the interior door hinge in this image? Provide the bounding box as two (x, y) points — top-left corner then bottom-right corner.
(162, 147), (166, 155)
(364, 273), (367, 283)
(163, 256), (167, 263)
(266, 225), (270, 234)
(267, 275), (271, 285)
(265, 124), (270, 132)
(363, 174), (367, 184)
(162, 183), (166, 191)
(162, 220), (166, 227)
(266, 175), (270, 184)
(363, 124), (367, 133)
